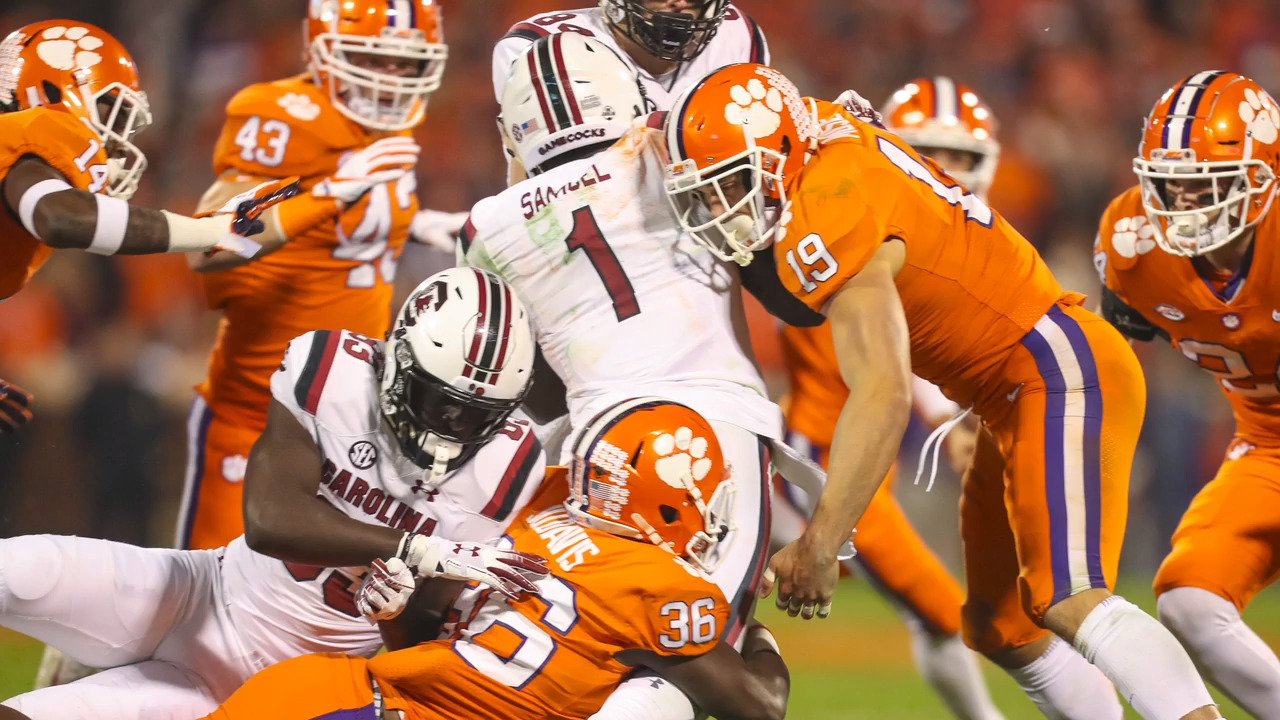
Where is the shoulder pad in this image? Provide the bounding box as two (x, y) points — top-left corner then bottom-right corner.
(449, 415), (546, 527)
(271, 330), (384, 434)
(1097, 187), (1156, 273)
(2, 109), (104, 188)
(214, 78), (359, 177)
(721, 7), (770, 64)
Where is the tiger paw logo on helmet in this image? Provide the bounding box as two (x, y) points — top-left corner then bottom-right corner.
(725, 78), (785, 139)
(1239, 88), (1280, 145)
(1111, 215), (1157, 258)
(36, 26), (104, 71)
(652, 426), (713, 488)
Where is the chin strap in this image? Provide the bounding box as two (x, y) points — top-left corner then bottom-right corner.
(421, 434), (460, 486)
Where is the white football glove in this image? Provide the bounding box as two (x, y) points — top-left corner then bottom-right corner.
(834, 89), (885, 128)
(398, 532), (550, 600)
(409, 209), (469, 250)
(355, 557), (417, 622)
(313, 136), (420, 204)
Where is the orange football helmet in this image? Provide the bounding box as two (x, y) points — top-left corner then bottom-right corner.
(664, 63), (820, 265)
(883, 76), (1000, 199)
(0, 20), (151, 199)
(307, 0), (447, 131)
(1134, 71), (1280, 256)
(566, 398), (735, 573)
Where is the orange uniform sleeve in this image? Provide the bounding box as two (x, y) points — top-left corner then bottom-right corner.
(773, 174), (891, 314)
(211, 80), (350, 180)
(1, 109), (110, 193)
(621, 560), (731, 659)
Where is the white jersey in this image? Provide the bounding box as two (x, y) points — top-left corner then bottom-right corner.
(459, 126), (782, 446)
(492, 6), (769, 111)
(222, 329), (546, 661)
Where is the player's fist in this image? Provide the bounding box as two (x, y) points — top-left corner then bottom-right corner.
(0, 378), (33, 433)
(314, 137), (420, 204)
(398, 532), (550, 600)
(355, 558), (417, 621)
(410, 209), (469, 250)
(194, 177), (304, 258)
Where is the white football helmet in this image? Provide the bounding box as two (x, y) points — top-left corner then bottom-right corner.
(380, 268), (535, 481)
(500, 33), (647, 174)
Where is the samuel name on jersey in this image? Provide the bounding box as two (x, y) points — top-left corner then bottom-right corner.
(219, 328), (545, 660)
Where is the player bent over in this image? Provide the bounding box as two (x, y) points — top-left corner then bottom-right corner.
(0, 270), (548, 720)
(202, 399), (788, 720)
(664, 64), (1220, 720)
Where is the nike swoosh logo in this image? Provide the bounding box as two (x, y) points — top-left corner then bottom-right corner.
(1007, 383), (1024, 402)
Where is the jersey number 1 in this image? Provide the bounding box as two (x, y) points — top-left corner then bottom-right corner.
(566, 207), (640, 321)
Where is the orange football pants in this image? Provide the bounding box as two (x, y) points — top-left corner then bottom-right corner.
(201, 653), (404, 720)
(177, 395), (262, 550)
(780, 432), (966, 638)
(1155, 438), (1280, 611)
(961, 302), (1145, 656)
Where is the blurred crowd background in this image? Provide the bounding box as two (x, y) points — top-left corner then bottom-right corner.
(0, 0), (1274, 575)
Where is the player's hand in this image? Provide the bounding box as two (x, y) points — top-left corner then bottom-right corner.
(399, 533), (550, 600)
(0, 378), (33, 433)
(834, 89), (885, 128)
(197, 177), (303, 258)
(410, 209), (469, 250)
(314, 137), (420, 205)
(355, 558), (417, 621)
(760, 535), (839, 620)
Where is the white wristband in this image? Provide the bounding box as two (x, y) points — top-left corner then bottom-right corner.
(161, 211), (233, 253)
(86, 194), (130, 255)
(17, 178), (73, 237)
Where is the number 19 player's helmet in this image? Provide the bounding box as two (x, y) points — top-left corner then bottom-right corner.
(664, 63), (819, 265)
(0, 20), (151, 199)
(1133, 71), (1280, 256)
(306, 0), (448, 131)
(380, 268), (535, 481)
(500, 34), (647, 175)
(566, 398), (736, 573)
(599, 0), (730, 62)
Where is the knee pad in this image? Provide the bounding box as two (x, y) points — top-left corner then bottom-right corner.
(0, 535), (65, 604)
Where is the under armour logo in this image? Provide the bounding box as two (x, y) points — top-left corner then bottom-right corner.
(453, 543), (481, 557)
(410, 481), (439, 501)
(649, 678), (665, 689)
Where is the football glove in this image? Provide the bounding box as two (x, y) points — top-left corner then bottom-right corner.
(409, 209), (469, 251)
(190, 176), (303, 257)
(355, 557), (417, 621)
(834, 89), (885, 128)
(0, 379), (33, 433)
(398, 532), (549, 600)
(313, 137), (420, 205)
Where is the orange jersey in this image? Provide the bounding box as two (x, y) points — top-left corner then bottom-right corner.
(1097, 186), (1280, 445)
(0, 107), (111, 300)
(776, 101), (1082, 411)
(368, 477), (729, 720)
(198, 75), (418, 428)
(781, 321), (842, 445)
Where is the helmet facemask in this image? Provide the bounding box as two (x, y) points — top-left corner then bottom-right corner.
(310, 29), (446, 131)
(600, 0), (727, 62)
(1134, 148), (1275, 256)
(380, 331), (527, 481)
(665, 147), (787, 266)
(85, 81), (151, 199)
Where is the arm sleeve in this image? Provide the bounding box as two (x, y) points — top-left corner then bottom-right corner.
(1099, 286), (1167, 342)
(738, 248), (826, 326)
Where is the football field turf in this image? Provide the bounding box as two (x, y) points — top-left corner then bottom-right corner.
(0, 578), (1270, 718)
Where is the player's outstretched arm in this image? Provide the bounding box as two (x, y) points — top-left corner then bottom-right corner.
(522, 348), (568, 425)
(242, 399), (405, 567)
(621, 625), (790, 720)
(1, 156), (283, 257)
(765, 239), (912, 619)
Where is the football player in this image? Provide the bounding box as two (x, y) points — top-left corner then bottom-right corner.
(461, 34), (798, 720)
(0, 20), (295, 435)
(664, 65), (1221, 720)
(492, 0), (767, 185)
(771, 78), (1013, 720)
(0, 270), (549, 720)
(1096, 71), (1280, 718)
(177, 0), (450, 552)
(199, 399), (789, 720)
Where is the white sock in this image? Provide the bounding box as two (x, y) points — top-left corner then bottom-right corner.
(1007, 635), (1123, 720)
(905, 618), (1006, 720)
(1158, 586), (1280, 718)
(1073, 595), (1215, 720)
